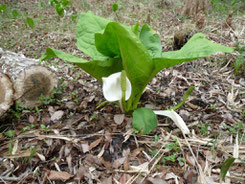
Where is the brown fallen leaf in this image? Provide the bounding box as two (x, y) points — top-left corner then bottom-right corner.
(89, 137), (103, 151)
(74, 167), (90, 181)
(48, 170), (73, 181)
(66, 154), (73, 173)
(119, 174), (131, 184)
(184, 169), (198, 184)
(51, 110), (64, 122)
(114, 114), (125, 125)
(28, 115), (37, 123)
(113, 157), (126, 169)
(100, 157), (112, 168)
(84, 154), (101, 167)
(130, 147), (143, 159)
(185, 154), (196, 167)
(146, 177), (167, 184)
(101, 176), (112, 184)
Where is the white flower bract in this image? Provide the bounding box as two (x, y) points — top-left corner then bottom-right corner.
(154, 110), (190, 134)
(102, 72), (132, 102)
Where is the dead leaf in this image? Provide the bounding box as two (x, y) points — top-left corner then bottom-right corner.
(48, 170), (73, 181)
(51, 110), (64, 121)
(101, 176), (112, 184)
(28, 115), (37, 123)
(100, 157), (112, 168)
(185, 154), (196, 167)
(81, 143), (89, 153)
(130, 147), (143, 159)
(89, 137), (103, 151)
(4, 149), (31, 159)
(48, 106), (55, 114)
(84, 154), (101, 167)
(147, 177), (167, 184)
(119, 174), (131, 184)
(114, 114), (125, 125)
(183, 170), (198, 184)
(66, 154), (72, 173)
(74, 167), (89, 180)
(113, 157), (126, 169)
(12, 139), (18, 155)
(130, 162), (149, 173)
(36, 152), (46, 161)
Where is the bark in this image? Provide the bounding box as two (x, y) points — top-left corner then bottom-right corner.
(181, 0), (207, 18)
(0, 72), (14, 117)
(0, 48), (58, 109)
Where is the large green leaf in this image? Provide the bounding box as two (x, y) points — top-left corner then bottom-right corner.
(131, 23), (140, 36)
(153, 33), (234, 74)
(41, 48), (123, 82)
(133, 108), (158, 135)
(76, 11), (111, 60)
(106, 22), (155, 100)
(139, 24), (162, 58)
(94, 23), (131, 58)
(95, 24), (121, 57)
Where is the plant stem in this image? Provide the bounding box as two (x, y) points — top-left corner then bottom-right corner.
(120, 70), (127, 112)
(119, 99), (125, 113)
(169, 86), (195, 110)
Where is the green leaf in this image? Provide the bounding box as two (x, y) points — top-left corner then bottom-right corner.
(38, 2), (46, 7)
(153, 33), (234, 74)
(95, 24), (121, 57)
(4, 130), (15, 138)
(26, 17), (35, 29)
(55, 5), (64, 17)
(106, 23), (154, 100)
(12, 10), (18, 19)
(139, 24), (162, 57)
(71, 14), (78, 21)
(220, 157), (236, 181)
(94, 22), (130, 57)
(41, 48), (123, 82)
(0, 4), (6, 13)
(76, 11), (111, 60)
(234, 55), (244, 73)
(112, 1), (119, 12)
(94, 22), (154, 105)
(170, 86), (194, 110)
(131, 23), (140, 36)
(133, 108), (158, 135)
(61, 0), (70, 7)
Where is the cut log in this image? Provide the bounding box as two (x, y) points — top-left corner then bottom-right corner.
(0, 48), (58, 108)
(0, 72), (14, 117)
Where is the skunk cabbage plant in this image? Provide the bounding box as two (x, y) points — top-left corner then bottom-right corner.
(42, 11), (233, 135)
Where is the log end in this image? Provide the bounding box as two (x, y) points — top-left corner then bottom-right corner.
(0, 73), (14, 117)
(15, 65), (58, 107)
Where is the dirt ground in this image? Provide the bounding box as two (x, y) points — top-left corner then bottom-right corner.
(0, 0), (245, 183)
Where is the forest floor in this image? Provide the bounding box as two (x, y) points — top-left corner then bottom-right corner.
(0, 0), (245, 183)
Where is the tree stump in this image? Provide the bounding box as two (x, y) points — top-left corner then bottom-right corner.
(0, 72), (14, 117)
(0, 48), (58, 110)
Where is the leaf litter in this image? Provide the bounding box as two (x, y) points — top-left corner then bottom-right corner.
(0, 0), (245, 183)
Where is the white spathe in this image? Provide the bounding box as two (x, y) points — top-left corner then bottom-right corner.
(154, 110), (190, 134)
(102, 72), (132, 102)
